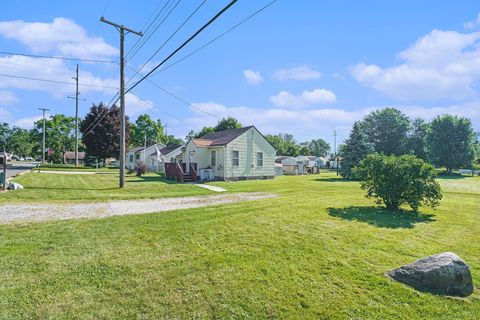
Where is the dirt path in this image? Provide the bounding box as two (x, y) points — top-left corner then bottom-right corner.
(0, 193), (276, 224)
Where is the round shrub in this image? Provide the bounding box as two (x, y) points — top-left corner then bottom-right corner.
(355, 154), (442, 211)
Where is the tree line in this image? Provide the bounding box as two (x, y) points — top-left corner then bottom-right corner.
(339, 108), (479, 178)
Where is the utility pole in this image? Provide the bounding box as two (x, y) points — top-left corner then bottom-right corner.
(38, 108), (50, 164)
(333, 129), (338, 176)
(101, 17), (142, 188)
(67, 64), (85, 166)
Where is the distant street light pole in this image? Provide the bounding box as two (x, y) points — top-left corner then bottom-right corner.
(38, 108), (50, 164)
(100, 16), (142, 188)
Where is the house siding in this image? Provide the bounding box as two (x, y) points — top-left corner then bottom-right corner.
(224, 127), (275, 179)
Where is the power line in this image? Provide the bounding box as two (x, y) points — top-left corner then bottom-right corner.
(0, 51), (117, 64)
(80, 93), (120, 136)
(0, 73), (118, 89)
(85, 0), (238, 137)
(125, 0), (172, 59)
(152, 0), (277, 76)
(126, 64), (218, 120)
(126, 0), (238, 95)
(126, 0), (207, 85)
(126, 0), (181, 62)
(129, 91), (191, 128)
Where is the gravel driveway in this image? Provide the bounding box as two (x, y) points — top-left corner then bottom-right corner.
(0, 193), (276, 224)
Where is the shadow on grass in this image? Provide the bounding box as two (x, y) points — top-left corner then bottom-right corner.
(436, 175), (468, 180)
(25, 186), (119, 191)
(327, 206), (435, 229)
(127, 176), (182, 184)
(315, 177), (353, 183)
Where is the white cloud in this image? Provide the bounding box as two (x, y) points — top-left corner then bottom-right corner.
(269, 88), (336, 108)
(0, 17), (118, 59)
(125, 93), (153, 117)
(0, 90), (18, 104)
(0, 107), (11, 121)
(243, 70), (263, 85)
(174, 97), (480, 145)
(273, 65), (322, 81)
(351, 27), (480, 101)
(464, 14), (480, 30)
(0, 55), (117, 97)
(184, 101), (365, 143)
(13, 115), (44, 128)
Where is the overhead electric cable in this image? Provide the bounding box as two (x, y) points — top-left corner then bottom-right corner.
(152, 0), (277, 75)
(0, 51), (117, 64)
(125, 0), (238, 95)
(0, 73), (117, 89)
(126, 0), (207, 85)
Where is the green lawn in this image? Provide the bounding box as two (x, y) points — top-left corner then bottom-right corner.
(0, 172), (210, 203)
(0, 173), (479, 319)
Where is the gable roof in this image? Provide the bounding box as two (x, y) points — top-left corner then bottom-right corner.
(159, 145), (182, 155)
(193, 126), (254, 147)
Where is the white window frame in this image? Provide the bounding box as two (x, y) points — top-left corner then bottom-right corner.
(256, 152), (263, 167)
(232, 150), (239, 166)
(211, 150), (216, 167)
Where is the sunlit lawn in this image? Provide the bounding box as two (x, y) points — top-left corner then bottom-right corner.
(0, 172), (478, 319)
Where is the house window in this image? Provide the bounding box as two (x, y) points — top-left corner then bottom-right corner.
(136, 154), (140, 160)
(129, 155), (133, 162)
(256, 152), (263, 167)
(232, 150), (239, 166)
(211, 150), (216, 166)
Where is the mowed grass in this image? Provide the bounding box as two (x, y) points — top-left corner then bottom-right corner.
(0, 172), (210, 203)
(0, 173), (479, 319)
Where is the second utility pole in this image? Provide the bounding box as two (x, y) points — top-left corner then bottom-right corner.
(68, 64), (85, 166)
(100, 16), (142, 188)
(38, 108), (50, 164)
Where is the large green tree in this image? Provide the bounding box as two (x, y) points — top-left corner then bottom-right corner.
(31, 114), (76, 163)
(426, 114), (475, 173)
(80, 103), (130, 161)
(130, 114), (167, 147)
(303, 139), (330, 157)
(0, 122), (12, 152)
(360, 108), (411, 156)
(265, 133), (300, 156)
(214, 117), (242, 132)
(340, 121), (373, 179)
(8, 127), (34, 157)
(408, 118), (429, 160)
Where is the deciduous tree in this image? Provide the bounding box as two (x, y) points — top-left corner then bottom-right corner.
(360, 108), (410, 155)
(130, 114), (167, 147)
(80, 103), (130, 161)
(356, 154), (442, 211)
(426, 114), (475, 173)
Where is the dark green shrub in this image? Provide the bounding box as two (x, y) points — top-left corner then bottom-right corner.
(355, 154), (442, 211)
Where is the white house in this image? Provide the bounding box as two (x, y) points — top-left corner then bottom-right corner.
(146, 145), (183, 172)
(127, 143), (183, 172)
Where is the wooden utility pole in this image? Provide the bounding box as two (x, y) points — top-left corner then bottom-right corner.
(333, 129), (338, 176)
(2, 149), (6, 191)
(100, 17), (142, 188)
(38, 108), (50, 164)
(68, 64), (85, 166)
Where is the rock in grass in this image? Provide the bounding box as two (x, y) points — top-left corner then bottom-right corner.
(387, 252), (474, 297)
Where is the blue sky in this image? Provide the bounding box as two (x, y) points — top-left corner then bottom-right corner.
(1, 0), (479, 147)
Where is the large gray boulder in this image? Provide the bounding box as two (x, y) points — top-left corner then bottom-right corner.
(387, 252), (474, 296)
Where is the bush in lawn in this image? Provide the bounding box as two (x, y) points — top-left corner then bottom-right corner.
(135, 163), (147, 177)
(355, 153), (442, 211)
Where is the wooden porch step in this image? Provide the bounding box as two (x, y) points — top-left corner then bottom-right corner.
(183, 174), (193, 182)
